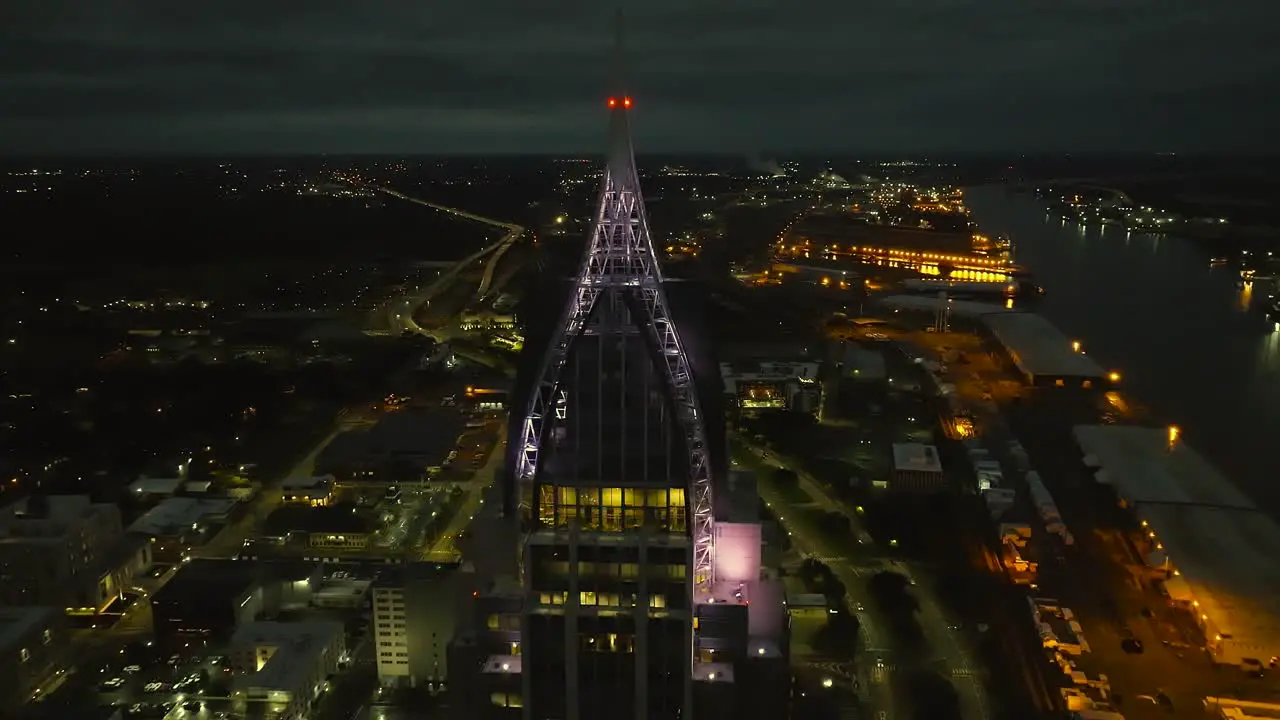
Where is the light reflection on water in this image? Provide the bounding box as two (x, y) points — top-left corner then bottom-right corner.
(966, 186), (1280, 514)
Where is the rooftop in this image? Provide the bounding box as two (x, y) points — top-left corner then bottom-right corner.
(231, 620), (344, 693)
(877, 294), (1013, 318)
(892, 443), (943, 473)
(983, 313), (1106, 380)
(129, 476), (184, 496)
(0, 606), (57, 651)
(154, 559), (318, 608)
(1073, 425), (1280, 648)
(128, 497), (238, 536)
(0, 495), (113, 542)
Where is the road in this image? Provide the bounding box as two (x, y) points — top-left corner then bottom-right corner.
(196, 408), (373, 559)
(733, 434), (990, 720)
(422, 436), (505, 562)
(370, 186), (524, 334)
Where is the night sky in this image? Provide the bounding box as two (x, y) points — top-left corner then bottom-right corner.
(2, 1), (1275, 155)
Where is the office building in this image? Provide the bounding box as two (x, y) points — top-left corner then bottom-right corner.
(0, 494), (147, 609)
(228, 620), (346, 719)
(371, 562), (469, 689)
(493, 35), (787, 719)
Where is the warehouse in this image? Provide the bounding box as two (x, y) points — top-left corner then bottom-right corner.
(983, 313), (1109, 387)
(1074, 424), (1280, 667)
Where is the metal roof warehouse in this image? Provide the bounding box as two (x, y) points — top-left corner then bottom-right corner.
(1074, 424), (1280, 666)
(982, 313), (1106, 386)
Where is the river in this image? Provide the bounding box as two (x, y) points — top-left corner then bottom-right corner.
(963, 185), (1280, 515)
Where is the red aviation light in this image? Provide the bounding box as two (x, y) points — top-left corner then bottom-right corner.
(607, 97), (618, 109)
(623, 96), (633, 109)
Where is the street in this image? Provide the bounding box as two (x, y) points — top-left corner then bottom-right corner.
(732, 433), (990, 720)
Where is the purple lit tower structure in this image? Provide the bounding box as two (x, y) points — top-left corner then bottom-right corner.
(491, 23), (787, 720)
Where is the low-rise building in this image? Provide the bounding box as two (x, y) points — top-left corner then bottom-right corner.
(0, 494), (145, 609)
(262, 505), (376, 551)
(127, 476), (185, 499)
(890, 443), (946, 493)
(150, 559), (319, 649)
(229, 620), (346, 720)
(280, 476), (337, 507)
(127, 497), (239, 561)
(721, 360), (822, 416)
(0, 606), (69, 710)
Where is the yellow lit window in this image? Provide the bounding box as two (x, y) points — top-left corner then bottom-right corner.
(601, 488), (623, 507)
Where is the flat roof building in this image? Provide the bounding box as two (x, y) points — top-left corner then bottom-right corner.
(279, 476), (337, 507)
(1074, 424), (1280, 666)
(151, 559), (319, 648)
(370, 562), (469, 689)
(0, 606), (68, 710)
(983, 314), (1107, 387)
(877, 294), (1014, 319)
(891, 443), (946, 493)
(128, 497), (238, 537)
(128, 476), (185, 497)
(0, 494), (130, 608)
(229, 620), (346, 720)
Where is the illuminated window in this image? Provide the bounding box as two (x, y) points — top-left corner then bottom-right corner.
(669, 488), (686, 507)
(601, 488), (623, 507)
(624, 509), (644, 529)
(580, 591), (597, 606)
(620, 563), (639, 578)
(649, 594), (667, 609)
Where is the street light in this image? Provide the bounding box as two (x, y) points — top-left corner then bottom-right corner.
(1071, 340), (1082, 353)
(1167, 425), (1181, 447)
(1108, 371), (1121, 383)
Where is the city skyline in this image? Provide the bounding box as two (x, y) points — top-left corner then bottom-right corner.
(2, 0), (1277, 155)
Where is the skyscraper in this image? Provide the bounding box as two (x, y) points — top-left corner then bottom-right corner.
(473, 25), (787, 720)
(512, 67), (712, 720)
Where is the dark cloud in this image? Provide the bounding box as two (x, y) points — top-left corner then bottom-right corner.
(0, 0), (1275, 153)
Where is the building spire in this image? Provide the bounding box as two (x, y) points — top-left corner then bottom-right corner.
(606, 9), (636, 185)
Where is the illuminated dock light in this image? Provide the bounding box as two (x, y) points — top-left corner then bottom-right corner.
(1108, 371), (1121, 383)
(1071, 340), (1082, 353)
(1167, 425), (1181, 447)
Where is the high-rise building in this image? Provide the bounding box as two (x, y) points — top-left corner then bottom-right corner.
(507, 56), (715, 720)
(489, 32), (787, 720)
